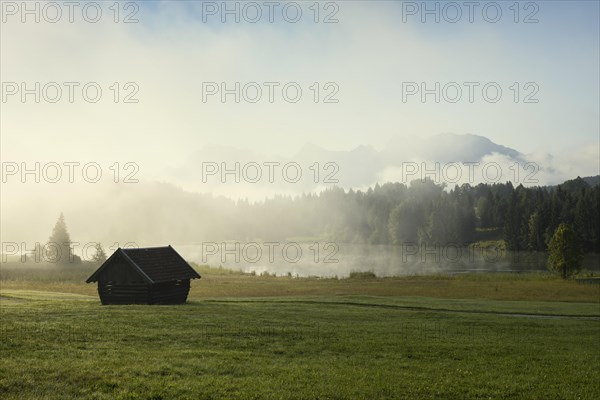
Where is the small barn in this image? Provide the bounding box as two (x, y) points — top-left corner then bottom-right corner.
(86, 246), (200, 305)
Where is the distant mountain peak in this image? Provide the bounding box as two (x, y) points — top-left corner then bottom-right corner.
(170, 133), (571, 191)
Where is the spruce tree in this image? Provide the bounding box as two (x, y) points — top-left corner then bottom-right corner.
(46, 213), (73, 265)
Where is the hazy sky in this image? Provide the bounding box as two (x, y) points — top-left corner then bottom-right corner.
(2, 1), (598, 173)
(1, 0), (599, 244)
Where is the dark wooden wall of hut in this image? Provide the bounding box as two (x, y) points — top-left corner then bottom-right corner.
(98, 281), (149, 304)
(98, 280), (190, 305)
(94, 255), (192, 305)
(148, 280), (191, 304)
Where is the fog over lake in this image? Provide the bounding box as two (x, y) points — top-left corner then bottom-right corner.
(176, 243), (600, 278)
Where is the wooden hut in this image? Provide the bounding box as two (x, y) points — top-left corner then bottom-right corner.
(86, 246), (200, 305)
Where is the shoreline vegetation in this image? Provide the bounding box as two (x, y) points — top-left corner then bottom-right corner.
(1, 261), (598, 303)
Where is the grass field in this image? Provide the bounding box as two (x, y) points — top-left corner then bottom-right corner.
(1, 263), (599, 399)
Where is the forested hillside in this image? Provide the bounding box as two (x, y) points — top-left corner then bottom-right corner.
(42, 176), (598, 251)
(238, 177), (600, 252)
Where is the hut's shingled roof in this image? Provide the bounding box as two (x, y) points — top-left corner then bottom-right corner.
(86, 245), (200, 284)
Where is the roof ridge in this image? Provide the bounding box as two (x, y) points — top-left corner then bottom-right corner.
(119, 249), (155, 284)
(122, 245), (171, 251)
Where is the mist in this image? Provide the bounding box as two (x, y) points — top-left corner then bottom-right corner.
(2, 166), (599, 278)
(2, 1), (599, 278)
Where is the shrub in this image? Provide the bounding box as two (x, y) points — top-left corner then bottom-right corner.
(348, 271), (377, 279)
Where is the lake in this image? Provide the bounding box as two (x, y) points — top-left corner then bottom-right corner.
(176, 243), (600, 278)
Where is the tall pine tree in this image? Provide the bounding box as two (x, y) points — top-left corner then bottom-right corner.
(46, 213), (74, 265)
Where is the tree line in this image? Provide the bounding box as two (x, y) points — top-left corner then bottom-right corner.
(233, 176), (599, 253)
(30, 213), (107, 265)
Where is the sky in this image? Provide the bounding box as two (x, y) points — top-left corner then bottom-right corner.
(1, 0), (599, 242)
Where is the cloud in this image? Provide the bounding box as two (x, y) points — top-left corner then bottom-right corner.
(3, 1), (598, 167)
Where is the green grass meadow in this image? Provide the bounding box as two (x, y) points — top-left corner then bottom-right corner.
(0, 264), (599, 399)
